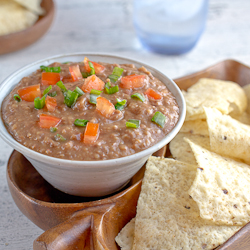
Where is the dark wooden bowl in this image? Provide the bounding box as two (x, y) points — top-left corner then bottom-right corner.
(0, 0), (55, 55)
(6, 59), (250, 250)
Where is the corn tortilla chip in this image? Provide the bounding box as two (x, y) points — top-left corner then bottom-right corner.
(243, 84), (250, 114)
(115, 218), (135, 250)
(183, 78), (247, 121)
(186, 139), (250, 226)
(180, 119), (209, 136)
(0, 0), (38, 36)
(132, 156), (240, 250)
(14, 0), (45, 15)
(205, 107), (250, 164)
(169, 132), (210, 165)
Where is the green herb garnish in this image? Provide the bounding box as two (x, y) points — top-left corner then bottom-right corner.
(14, 94), (21, 102)
(108, 67), (124, 83)
(55, 134), (66, 141)
(56, 81), (68, 94)
(106, 85), (119, 94)
(64, 90), (79, 107)
(50, 127), (58, 133)
(74, 119), (89, 127)
(82, 72), (90, 78)
(43, 85), (52, 96)
(90, 89), (102, 95)
(151, 111), (165, 128)
(131, 93), (145, 102)
(115, 98), (127, 110)
(48, 91), (57, 97)
(34, 96), (46, 109)
(40, 65), (61, 73)
(88, 61), (95, 75)
(73, 87), (84, 96)
(126, 119), (140, 128)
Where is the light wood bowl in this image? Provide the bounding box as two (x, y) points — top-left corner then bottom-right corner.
(0, 0), (54, 55)
(6, 59), (250, 250)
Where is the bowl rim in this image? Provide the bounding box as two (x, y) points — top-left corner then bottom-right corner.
(0, 53), (186, 168)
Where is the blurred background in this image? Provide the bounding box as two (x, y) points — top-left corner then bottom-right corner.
(1, 0), (250, 249)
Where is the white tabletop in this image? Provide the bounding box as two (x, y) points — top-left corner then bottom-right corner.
(1, 0), (250, 249)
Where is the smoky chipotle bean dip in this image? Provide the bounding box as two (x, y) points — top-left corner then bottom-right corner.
(1, 58), (179, 160)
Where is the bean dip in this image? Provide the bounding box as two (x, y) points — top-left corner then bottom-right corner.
(1, 58), (179, 160)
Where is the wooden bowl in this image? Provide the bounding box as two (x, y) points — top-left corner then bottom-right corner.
(6, 59), (250, 250)
(0, 0), (54, 55)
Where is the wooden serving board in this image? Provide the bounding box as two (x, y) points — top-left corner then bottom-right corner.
(6, 59), (250, 250)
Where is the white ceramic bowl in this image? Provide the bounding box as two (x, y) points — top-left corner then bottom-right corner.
(0, 53), (186, 197)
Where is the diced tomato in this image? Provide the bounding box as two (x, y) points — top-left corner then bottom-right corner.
(81, 75), (105, 93)
(84, 57), (105, 74)
(41, 72), (61, 86)
(69, 65), (83, 82)
(145, 88), (162, 100)
(120, 74), (146, 89)
(39, 114), (61, 128)
(17, 84), (41, 102)
(83, 122), (99, 144)
(45, 96), (57, 112)
(96, 97), (115, 118)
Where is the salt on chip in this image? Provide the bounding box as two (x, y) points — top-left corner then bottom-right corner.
(0, 0), (38, 36)
(169, 132), (210, 165)
(186, 139), (250, 226)
(131, 156), (240, 250)
(205, 107), (250, 164)
(180, 119), (209, 136)
(115, 218), (135, 250)
(183, 78), (247, 121)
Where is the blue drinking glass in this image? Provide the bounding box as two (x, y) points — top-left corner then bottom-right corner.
(133, 0), (209, 55)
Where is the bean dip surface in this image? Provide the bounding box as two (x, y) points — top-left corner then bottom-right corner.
(2, 58), (179, 160)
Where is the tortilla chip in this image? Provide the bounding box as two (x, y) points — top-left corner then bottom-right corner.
(14, 0), (45, 15)
(186, 139), (250, 226)
(205, 107), (250, 164)
(231, 111), (250, 126)
(0, 0), (38, 36)
(115, 218), (135, 250)
(183, 78), (247, 121)
(243, 84), (250, 114)
(169, 132), (210, 165)
(132, 156), (240, 250)
(180, 119), (209, 136)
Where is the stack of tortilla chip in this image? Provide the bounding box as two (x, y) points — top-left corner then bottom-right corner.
(116, 78), (250, 250)
(0, 0), (45, 36)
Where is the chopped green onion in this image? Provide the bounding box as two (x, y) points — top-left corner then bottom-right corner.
(14, 94), (21, 102)
(73, 87), (84, 96)
(89, 94), (99, 104)
(82, 72), (90, 78)
(131, 93), (145, 102)
(64, 90), (79, 108)
(88, 61), (95, 75)
(105, 81), (111, 88)
(48, 91), (57, 97)
(74, 119), (89, 127)
(43, 85), (52, 96)
(151, 111), (166, 128)
(50, 127), (58, 133)
(56, 81), (67, 93)
(90, 89), (102, 95)
(34, 96), (45, 109)
(55, 134), (66, 141)
(115, 98), (127, 110)
(105, 85), (119, 94)
(126, 119), (140, 128)
(108, 67), (124, 83)
(40, 65), (61, 73)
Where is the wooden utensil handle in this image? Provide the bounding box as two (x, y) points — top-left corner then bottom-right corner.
(33, 212), (93, 250)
